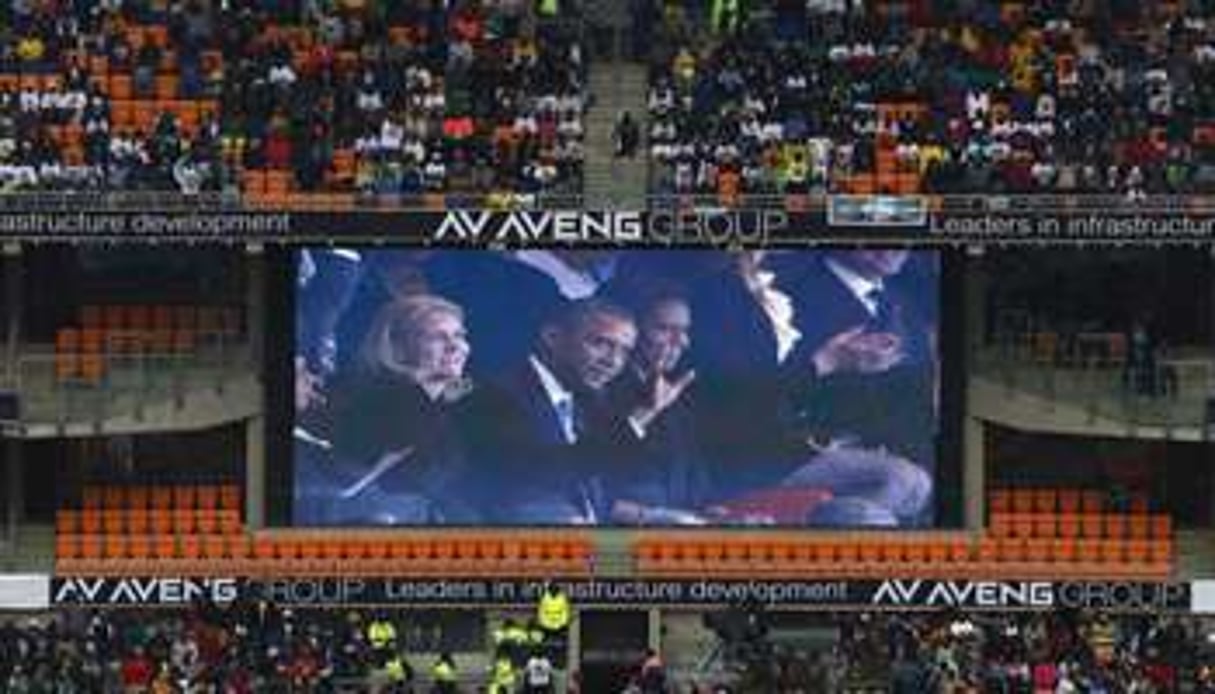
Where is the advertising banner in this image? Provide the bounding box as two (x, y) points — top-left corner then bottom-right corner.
(50, 576), (1192, 612)
(1, 206), (1212, 244)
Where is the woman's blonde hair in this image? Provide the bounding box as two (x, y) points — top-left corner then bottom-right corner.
(359, 294), (466, 378)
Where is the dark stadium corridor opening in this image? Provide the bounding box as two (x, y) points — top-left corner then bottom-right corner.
(579, 610), (649, 693)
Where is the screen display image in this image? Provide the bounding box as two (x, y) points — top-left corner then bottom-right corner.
(293, 249), (941, 527)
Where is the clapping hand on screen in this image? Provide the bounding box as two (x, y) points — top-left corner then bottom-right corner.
(812, 326), (905, 376)
(338, 447), (415, 500)
(629, 369), (696, 435)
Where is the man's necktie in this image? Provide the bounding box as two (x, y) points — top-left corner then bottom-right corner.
(554, 396), (578, 444)
(867, 287), (900, 333)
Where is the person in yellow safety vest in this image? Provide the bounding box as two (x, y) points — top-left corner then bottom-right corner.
(538, 0), (558, 18)
(537, 583), (572, 669)
(537, 584), (572, 635)
(432, 652), (458, 694)
(368, 616), (397, 652)
(385, 652), (412, 685)
(494, 618), (531, 667)
(489, 655), (517, 694)
(711, 0), (739, 34)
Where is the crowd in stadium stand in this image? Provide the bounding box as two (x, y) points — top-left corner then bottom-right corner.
(0, 0), (585, 200)
(645, 1), (1215, 201)
(3, 1), (1214, 201)
(3, 602), (1214, 692)
(0, 0), (225, 193)
(446, 0), (586, 199)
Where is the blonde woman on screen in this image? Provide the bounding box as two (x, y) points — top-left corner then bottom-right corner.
(324, 294), (480, 524)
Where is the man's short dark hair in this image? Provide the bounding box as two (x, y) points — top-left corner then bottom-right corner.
(545, 297), (635, 334)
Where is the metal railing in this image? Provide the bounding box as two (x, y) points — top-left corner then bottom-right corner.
(8, 342), (253, 428)
(970, 338), (1215, 432)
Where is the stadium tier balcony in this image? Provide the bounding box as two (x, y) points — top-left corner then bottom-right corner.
(5, 2), (1212, 209)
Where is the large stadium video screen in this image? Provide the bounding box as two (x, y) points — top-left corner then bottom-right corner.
(292, 249), (941, 527)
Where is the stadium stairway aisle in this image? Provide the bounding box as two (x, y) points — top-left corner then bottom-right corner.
(584, 62), (650, 208)
(1176, 531), (1215, 577)
(1, 524), (53, 573)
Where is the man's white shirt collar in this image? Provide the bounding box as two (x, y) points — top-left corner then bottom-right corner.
(529, 355), (577, 443)
(825, 257), (883, 316)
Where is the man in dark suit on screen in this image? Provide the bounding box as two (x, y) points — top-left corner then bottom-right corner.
(776, 249), (938, 525)
(464, 298), (692, 524)
(685, 250), (934, 527)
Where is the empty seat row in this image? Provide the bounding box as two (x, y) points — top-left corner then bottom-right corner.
(989, 512), (1172, 540)
(633, 533), (1172, 580)
(78, 483), (241, 512)
(57, 508), (242, 536)
(56, 532), (595, 578)
(989, 488), (1151, 515)
(79, 304), (241, 335)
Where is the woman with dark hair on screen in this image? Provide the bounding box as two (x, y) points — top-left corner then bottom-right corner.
(323, 294), (481, 524)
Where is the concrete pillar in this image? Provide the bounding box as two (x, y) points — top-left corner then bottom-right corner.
(245, 244), (265, 368)
(3, 242), (22, 385)
(566, 610), (581, 681)
(964, 416), (986, 532)
(5, 438), (20, 548)
(964, 247), (988, 353)
(2, 244), (21, 552)
(244, 245), (266, 528)
(245, 414), (266, 529)
(647, 607), (662, 654)
(1208, 248), (1215, 522)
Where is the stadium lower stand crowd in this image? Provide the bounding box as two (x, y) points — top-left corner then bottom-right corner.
(3, 603), (1214, 692)
(2, 1), (1214, 201)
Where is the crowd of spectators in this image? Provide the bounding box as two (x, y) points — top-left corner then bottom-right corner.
(446, 0), (586, 199)
(645, 1), (1215, 201)
(0, 1), (225, 193)
(0, 0), (586, 201)
(829, 609), (1215, 693)
(1, 600), (489, 692)
(5, 602), (1214, 692)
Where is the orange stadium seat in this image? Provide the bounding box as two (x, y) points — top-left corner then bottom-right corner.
(1032, 513), (1056, 538)
(56, 533), (80, 560)
(109, 74), (133, 100)
(101, 509), (124, 533)
(173, 484), (197, 510)
(1150, 514), (1173, 538)
(54, 328), (79, 380)
(151, 486), (173, 510)
(56, 510), (79, 535)
(1129, 514), (1150, 539)
(80, 509), (101, 534)
(1058, 512), (1081, 538)
(219, 484), (241, 511)
(125, 509), (149, 535)
(1104, 513), (1128, 539)
(150, 509), (173, 535)
(1058, 489), (1080, 513)
(1081, 490), (1105, 513)
(1080, 513), (1103, 538)
(1034, 488), (1058, 513)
